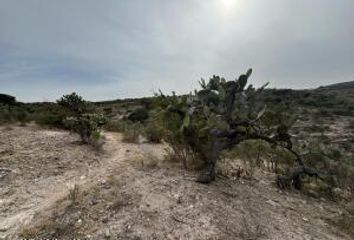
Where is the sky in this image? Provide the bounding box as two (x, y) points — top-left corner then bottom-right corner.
(0, 0), (353, 102)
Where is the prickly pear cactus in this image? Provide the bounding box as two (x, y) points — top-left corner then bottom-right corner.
(159, 69), (306, 184)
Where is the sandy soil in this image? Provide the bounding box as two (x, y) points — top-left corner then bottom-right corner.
(0, 126), (352, 240)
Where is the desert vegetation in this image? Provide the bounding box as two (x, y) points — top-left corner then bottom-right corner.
(57, 92), (107, 144)
(1, 71), (354, 239)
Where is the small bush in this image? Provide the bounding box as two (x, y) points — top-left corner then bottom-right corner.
(126, 107), (149, 122)
(15, 109), (28, 125)
(64, 114), (106, 144)
(122, 122), (143, 143)
(59, 93), (106, 144)
(34, 112), (64, 128)
(0, 106), (13, 124)
(104, 120), (127, 132)
(57, 92), (94, 115)
(19, 220), (67, 240)
(163, 136), (201, 169)
(144, 120), (165, 143)
(68, 184), (80, 205)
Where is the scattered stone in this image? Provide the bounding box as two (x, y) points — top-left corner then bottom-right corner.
(266, 199), (279, 207)
(104, 229), (111, 238)
(306, 190), (319, 198)
(0, 169), (11, 179)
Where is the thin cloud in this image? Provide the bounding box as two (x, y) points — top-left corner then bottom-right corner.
(0, 0), (353, 102)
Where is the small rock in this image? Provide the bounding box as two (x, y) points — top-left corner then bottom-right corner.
(306, 190), (319, 198)
(259, 180), (267, 185)
(104, 229), (110, 238)
(266, 199), (279, 207)
(302, 217), (309, 222)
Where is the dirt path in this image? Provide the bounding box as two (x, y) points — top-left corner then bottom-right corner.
(0, 126), (352, 239)
(0, 126), (159, 239)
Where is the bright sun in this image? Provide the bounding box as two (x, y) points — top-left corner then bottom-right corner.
(221, 0), (236, 8)
(219, 0), (238, 16)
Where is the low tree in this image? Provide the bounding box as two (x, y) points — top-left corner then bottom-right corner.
(58, 93), (106, 144)
(0, 94), (16, 105)
(158, 69), (321, 186)
(57, 92), (94, 115)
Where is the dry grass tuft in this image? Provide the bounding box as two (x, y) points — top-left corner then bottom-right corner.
(68, 184), (80, 205)
(18, 219), (67, 239)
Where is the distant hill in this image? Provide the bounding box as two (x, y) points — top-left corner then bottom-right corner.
(318, 81), (354, 90)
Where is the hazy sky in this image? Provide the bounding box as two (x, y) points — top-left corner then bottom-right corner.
(1, 0), (353, 102)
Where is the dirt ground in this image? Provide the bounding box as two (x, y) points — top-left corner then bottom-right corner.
(0, 125), (352, 240)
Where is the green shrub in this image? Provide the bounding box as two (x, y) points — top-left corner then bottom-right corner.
(126, 107), (149, 122)
(34, 113), (64, 127)
(0, 104), (31, 125)
(64, 113), (106, 144)
(57, 92), (94, 116)
(0, 106), (12, 123)
(144, 120), (165, 143)
(0, 94), (16, 105)
(58, 93), (106, 144)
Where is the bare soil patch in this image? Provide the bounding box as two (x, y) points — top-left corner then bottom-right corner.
(0, 126), (352, 239)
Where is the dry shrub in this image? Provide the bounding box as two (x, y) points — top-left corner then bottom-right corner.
(19, 220), (65, 239)
(89, 132), (106, 152)
(144, 120), (165, 143)
(121, 122), (143, 143)
(163, 143), (203, 170)
(105, 119), (142, 143)
(330, 203), (354, 239)
(130, 153), (160, 170)
(18, 216), (81, 240)
(238, 217), (266, 240)
(217, 158), (254, 180)
(68, 184), (80, 205)
(104, 119), (127, 132)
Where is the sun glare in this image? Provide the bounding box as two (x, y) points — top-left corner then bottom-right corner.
(221, 0), (236, 9)
(219, 0), (238, 16)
